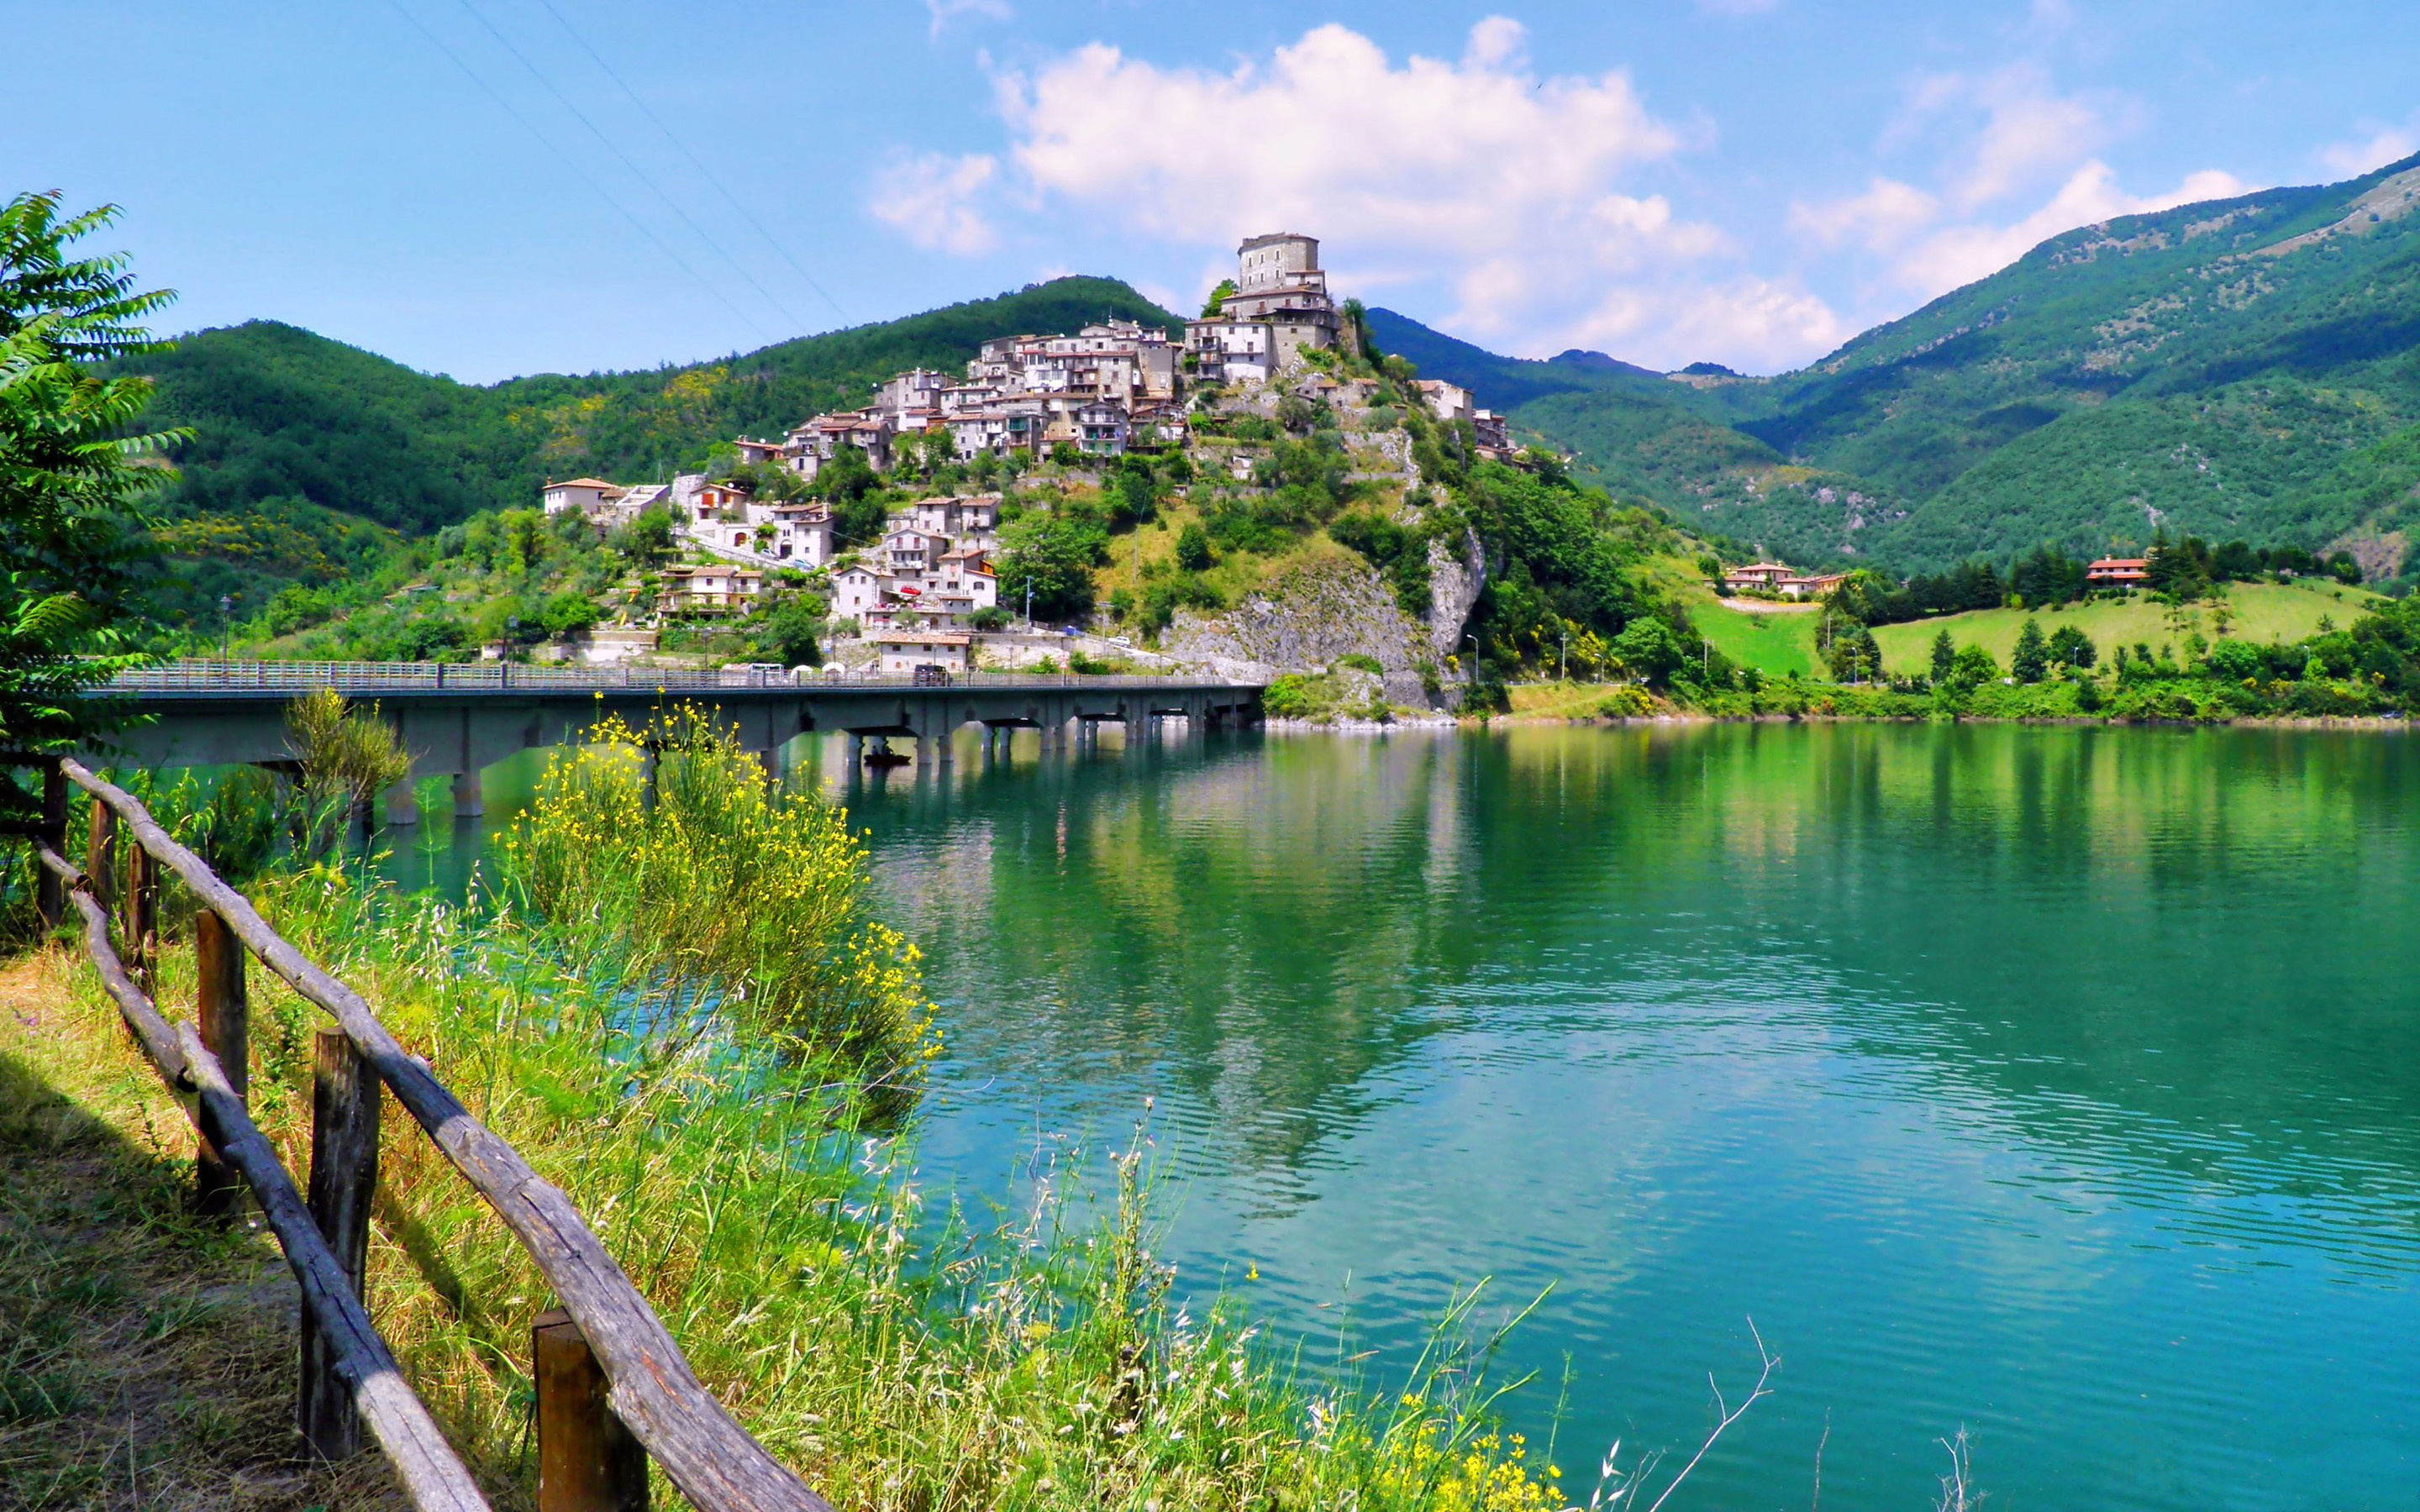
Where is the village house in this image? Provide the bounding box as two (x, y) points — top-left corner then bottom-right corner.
(2087, 557), (2150, 588)
(872, 630), (971, 678)
(879, 524), (947, 575)
(1413, 380), (1473, 423)
(906, 494), (1001, 549)
(540, 478), (666, 534)
(1723, 562), (1849, 600)
(831, 564), (895, 623)
(657, 564), (764, 615)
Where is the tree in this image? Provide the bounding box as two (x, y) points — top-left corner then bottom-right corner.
(1113, 463), (1157, 528)
(1, 195), (180, 782)
(539, 589), (597, 638)
(2010, 618), (2049, 683)
(1611, 616), (1686, 688)
(995, 512), (1106, 622)
(1947, 643), (1999, 690)
(2046, 623), (2096, 669)
(755, 596), (825, 666)
(1929, 627), (1957, 685)
(1175, 522), (1214, 572)
(612, 503), (676, 565)
(1199, 278), (1236, 318)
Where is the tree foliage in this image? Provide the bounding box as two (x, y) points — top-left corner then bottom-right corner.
(0, 194), (181, 777)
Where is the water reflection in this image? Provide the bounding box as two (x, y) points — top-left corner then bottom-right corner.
(392, 724), (2420, 1508)
(839, 724), (2420, 1510)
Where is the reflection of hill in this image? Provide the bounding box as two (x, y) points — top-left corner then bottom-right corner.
(1481, 722), (2420, 1257)
(843, 725), (2420, 1251)
(845, 736), (1483, 1204)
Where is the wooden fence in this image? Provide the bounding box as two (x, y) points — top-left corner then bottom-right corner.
(18, 757), (836, 1512)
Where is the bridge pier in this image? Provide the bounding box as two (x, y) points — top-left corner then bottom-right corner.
(451, 770), (483, 818)
(382, 778), (418, 827)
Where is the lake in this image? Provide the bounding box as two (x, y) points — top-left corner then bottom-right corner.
(406, 722), (2420, 1509)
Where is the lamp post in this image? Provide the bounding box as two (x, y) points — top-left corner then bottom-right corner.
(1024, 576), (1034, 631)
(1559, 629), (1568, 685)
(507, 615), (519, 663)
(219, 595), (234, 662)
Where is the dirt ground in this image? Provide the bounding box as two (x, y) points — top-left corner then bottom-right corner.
(0, 948), (398, 1511)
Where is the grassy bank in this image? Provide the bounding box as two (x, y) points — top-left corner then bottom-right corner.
(12, 717), (1586, 1511)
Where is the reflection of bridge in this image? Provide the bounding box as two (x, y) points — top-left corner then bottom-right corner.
(94, 662), (1265, 823)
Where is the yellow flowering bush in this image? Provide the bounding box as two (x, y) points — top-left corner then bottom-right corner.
(502, 707), (936, 1089)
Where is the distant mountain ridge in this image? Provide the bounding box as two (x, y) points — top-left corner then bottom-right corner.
(1376, 152), (2420, 579)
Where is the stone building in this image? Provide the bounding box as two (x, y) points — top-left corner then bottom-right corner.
(1186, 232), (1344, 385)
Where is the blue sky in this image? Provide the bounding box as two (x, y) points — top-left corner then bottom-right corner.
(13, 1), (2417, 381)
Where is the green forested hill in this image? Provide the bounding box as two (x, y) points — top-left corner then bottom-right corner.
(119, 277), (1181, 622)
(1381, 153), (2420, 580)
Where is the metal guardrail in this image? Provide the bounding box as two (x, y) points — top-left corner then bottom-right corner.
(97, 661), (1259, 696)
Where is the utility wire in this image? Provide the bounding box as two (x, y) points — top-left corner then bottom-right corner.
(452, 0), (813, 336)
(385, 0), (773, 341)
(530, 0), (849, 324)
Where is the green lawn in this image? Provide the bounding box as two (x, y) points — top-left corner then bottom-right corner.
(1691, 601), (1822, 678)
(1867, 580), (2386, 675)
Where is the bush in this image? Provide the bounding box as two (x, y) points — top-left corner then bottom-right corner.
(1597, 685), (1655, 718)
(1174, 523), (1214, 571)
(503, 708), (934, 1081)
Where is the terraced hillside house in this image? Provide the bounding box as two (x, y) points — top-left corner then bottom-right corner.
(658, 564), (765, 614)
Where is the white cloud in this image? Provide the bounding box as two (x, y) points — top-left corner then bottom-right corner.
(1802, 66), (2246, 304)
(924, 0), (1009, 41)
(1895, 161), (2248, 297)
(1789, 176), (1939, 252)
(1897, 66), (2118, 209)
(1570, 276), (1849, 370)
(2317, 116), (2420, 178)
(867, 151), (999, 255)
(945, 18), (1785, 364)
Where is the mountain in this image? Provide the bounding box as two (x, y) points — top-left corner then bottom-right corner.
(1383, 153), (2420, 579)
(118, 277), (1182, 621)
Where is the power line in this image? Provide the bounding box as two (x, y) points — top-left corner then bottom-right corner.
(529, 0), (849, 325)
(385, 0), (774, 341)
(451, 0), (813, 336)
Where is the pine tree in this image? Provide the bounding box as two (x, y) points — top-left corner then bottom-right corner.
(2011, 618), (2049, 684)
(1929, 627), (1956, 684)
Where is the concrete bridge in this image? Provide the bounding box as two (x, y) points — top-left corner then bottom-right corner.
(93, 662), (1265, 823)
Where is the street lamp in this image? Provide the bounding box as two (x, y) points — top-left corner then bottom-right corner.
(219, 595), (234, 661)
(1559, 628), (1569, 685)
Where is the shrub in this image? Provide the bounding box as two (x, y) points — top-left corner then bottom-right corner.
(502, 708), (934, 1084)
(1597, 685), (1655, 718)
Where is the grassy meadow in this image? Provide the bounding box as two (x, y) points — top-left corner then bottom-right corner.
(1688, 601), (1823, 679)
(1867, 580), (2384, 675)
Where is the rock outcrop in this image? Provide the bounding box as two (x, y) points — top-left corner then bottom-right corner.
(1164, 549), (1447, 706)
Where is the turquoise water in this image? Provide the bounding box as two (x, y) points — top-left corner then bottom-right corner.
(407, 724), (2420, 1509)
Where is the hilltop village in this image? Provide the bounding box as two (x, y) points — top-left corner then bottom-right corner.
(527, 232), (1520, 680)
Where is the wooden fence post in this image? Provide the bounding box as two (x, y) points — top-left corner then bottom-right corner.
(87, 797), (117, 918)
(124, 838), (158, 994)
(34, 762), (67, 931)
(301, 1027), (378, 1460)
(195, 910), (249, 1216)
(534, 1308), (649, 1511)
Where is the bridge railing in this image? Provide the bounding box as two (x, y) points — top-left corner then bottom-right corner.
(99, 660), (1256, 696)
(18, 756), (838, 1511)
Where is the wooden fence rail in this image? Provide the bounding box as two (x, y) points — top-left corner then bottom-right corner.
(24, 757), (837, 1512)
